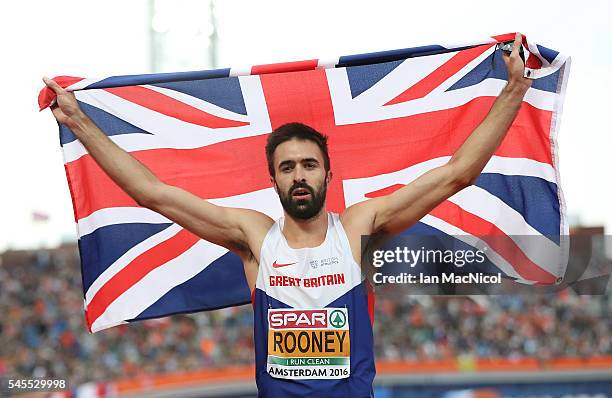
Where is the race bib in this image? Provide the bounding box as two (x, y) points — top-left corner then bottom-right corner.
(267, 308), (350, 379)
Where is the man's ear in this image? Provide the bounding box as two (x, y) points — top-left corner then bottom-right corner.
(271, 177), (278, 193)
(326, 170), (333, 185)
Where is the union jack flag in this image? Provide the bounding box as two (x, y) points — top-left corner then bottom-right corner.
(39, 33), (571, 332)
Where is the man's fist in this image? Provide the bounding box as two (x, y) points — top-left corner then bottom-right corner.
(43, 76), (84, 129)
(501, 33), (532, 92)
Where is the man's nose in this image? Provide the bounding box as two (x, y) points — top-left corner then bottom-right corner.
(293, 165), (306, 182)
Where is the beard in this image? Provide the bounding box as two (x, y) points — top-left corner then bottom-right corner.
(277, 180), (327, 220)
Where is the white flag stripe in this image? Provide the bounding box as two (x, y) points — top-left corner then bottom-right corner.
(78, 207), (171, 238)
(342, 155), (557, 209)
(66, 77), (107, 91)
(91, 239), (228, 332)
(317, 57), (339, 69)
(89, 319), (128, 333)
(420, 214), (525, 281)
(64, 76), (272, 163)
(143, 84), (251, 123)
(343, 156), (448, 207)
(327, 68), (557, 126)
(448, 186), (563, 272)
(427, 46), (496, 96)
(208, 187), (283, 217)
(440, 37), (497, 50)
(62, 136), (87, 164)
(347, 51), (456, 107)
(230, 66), (253, 77)
(76, 188), (284, 237)
(481, 157), (557, 182)
(85, 223), (183, 304)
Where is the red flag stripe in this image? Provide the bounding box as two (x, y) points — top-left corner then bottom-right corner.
(366, 281), (375, 326)
(429, 200), (557, 284)
(251, 59), (319, 75)
(386, 45), (492, 105)
(492, 33), (521, 43)
(105, 86), (250, 129)
(86, 228), (201, 328)
(364, 184), (404, 198)
(38, 76), (86, 110)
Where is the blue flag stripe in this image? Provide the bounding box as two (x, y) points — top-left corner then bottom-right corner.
(337, 44), (480, 68)
(475, 173), (560, 242)
(132, 251), (251, 320)
(536, 44), (560, 64)
(152, 77), (247, 115)
(447, 51), (561, 93)
(87, 68), (232, 89)
(346, 60), (404, 98)
(80, 223), (173, 293)
(60, 101), (152, 145)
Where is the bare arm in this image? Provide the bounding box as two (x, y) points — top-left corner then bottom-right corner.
(342, 33), (532, 237)
(43, 77), (273, 256)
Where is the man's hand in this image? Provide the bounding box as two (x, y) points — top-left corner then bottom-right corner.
(43, 76), (84, 129)
(501, 33), (532, 93)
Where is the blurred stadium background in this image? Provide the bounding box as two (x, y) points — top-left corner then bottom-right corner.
(2, 1), (611, 397)
(2, 229), (610, 397)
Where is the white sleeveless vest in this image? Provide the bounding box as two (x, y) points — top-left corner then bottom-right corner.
(255, 212), (363, 308)
(252, 212), (375, 397)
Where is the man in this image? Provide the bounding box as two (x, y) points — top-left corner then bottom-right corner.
(44, 33), (531, 397)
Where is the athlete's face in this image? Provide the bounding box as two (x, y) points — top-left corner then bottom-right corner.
(271, 139), (331, 220)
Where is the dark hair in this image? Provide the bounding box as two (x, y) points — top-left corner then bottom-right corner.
(265, 122), (330, 176)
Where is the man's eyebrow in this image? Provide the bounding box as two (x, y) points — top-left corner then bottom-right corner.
(278, 158), (320, 168)
(278, 159), (296, 168)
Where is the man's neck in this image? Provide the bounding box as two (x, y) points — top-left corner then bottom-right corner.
(282, 209), (328, 249)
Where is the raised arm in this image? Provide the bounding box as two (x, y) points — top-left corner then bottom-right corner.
(342, 33), (532, 238)
(43, 77), (273, 258)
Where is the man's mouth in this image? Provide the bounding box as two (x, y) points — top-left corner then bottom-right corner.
(292, 188), (311, 199)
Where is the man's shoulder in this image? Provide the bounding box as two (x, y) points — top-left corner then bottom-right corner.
(339, 200), (379, 237)
(229, 208), (275, 269)
(340, 200), (378, 223)
(231, 207), (275, 231)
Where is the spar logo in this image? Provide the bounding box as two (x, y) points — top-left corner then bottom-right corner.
(269, 310), (328, 329)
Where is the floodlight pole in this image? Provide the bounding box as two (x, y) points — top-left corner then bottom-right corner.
(148, 0), (160, 73)
(209, 0), (218, 69)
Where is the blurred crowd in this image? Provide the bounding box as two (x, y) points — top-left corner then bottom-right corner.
(373, 290), (610, 361)
(0, 244), (610, 386)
